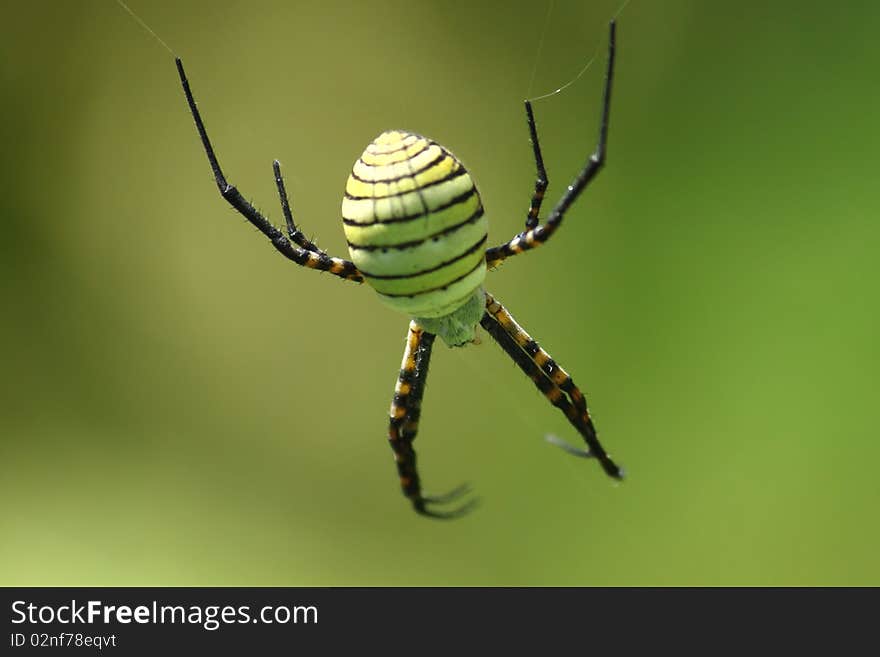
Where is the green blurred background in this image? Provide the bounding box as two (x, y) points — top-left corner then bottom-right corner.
(1, 0), (877, 585)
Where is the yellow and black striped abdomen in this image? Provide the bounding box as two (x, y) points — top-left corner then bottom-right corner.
(342, 130), (488, 319)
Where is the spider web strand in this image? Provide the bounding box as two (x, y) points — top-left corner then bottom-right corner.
(527, 0), (632, 103)
(115, 0), (176, 57)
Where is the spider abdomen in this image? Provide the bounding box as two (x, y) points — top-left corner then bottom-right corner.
(342, 130), (488, 319)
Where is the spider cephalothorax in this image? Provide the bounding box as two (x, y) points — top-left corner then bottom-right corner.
(176, 21), (623, 518)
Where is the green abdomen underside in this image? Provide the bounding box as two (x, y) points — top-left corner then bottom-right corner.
(342, 130), (488, 318)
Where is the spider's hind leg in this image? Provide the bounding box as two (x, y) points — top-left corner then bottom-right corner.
(272, 160), (324, 254)
(480, 292), (623, 480)
(485, 20), (616, 269)
(175, 58), (363, 283)
(523, 100), (548, 232)
(387, 321), (477, 519)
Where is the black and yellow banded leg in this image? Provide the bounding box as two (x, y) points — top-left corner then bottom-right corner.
(523, 100), (548, 231)
(271, 160), (363, 281)
(485, 21), (616, 270)
(176, 58), (363, 284)
(480, 292), (623, 480)
(389, 321), (476, 518)
(272, 160), (324, 254)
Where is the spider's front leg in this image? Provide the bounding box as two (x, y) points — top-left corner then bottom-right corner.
(175, 58), (362, 283)
(388, 321), (476, 519)
(480, 292), (623, 480)
(485, 20), (616, 269)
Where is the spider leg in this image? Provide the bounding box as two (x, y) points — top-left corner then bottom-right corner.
(523, 100), (548, 231)
(175, 58), (363, 283)
(388, 321), (477, 519)
(485, 20), (616, 269)
(545, 434), (594, 459)
(272, 160), (325, 254)
(480, 292), (623, 480)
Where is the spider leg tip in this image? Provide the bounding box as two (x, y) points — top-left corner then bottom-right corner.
(544, 433), (594, 459)
(414, 483), (479, 519)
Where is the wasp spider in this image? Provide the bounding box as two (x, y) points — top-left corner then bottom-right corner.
(176, 21), (623, 518)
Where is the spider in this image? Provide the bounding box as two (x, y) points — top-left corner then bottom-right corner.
(176, 21), (623, 518)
